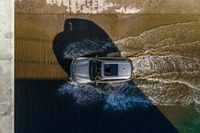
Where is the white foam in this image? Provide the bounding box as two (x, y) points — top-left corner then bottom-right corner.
(59, 22), (200, 110)
(59, 82), (152, 110)
(46, 0), (141, 14)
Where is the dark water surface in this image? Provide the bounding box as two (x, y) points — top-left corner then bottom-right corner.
(15, 79), (182, 133)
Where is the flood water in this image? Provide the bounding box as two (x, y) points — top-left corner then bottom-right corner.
(15, 14), (200, 132)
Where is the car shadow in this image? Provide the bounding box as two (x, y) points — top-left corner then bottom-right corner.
(53, 18), (120, 76)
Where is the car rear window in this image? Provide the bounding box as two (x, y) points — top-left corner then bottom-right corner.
(104, 64), (118, 76)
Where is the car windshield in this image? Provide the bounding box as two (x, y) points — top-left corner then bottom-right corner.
(89, 59), (101, 81)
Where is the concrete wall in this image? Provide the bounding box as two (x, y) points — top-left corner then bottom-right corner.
(0, 0), (14, 133)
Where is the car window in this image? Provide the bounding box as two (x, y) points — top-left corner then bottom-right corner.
(89, 60), (101, 81)
(104, 64), (118, 76)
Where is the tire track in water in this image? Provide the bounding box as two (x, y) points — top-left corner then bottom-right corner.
(130, 55), (200, 77)
(129, 54), (200, 106)
(138, 77), (198, 91)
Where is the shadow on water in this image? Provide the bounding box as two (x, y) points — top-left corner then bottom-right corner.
(53, 18), (120, 76)
(15, 18), (178, 133)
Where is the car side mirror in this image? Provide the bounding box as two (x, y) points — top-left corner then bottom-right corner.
(95, 80), (98, 86)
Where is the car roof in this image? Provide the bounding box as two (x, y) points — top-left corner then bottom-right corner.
(95, 57), (131, 61)
(100, 59), (133, 80)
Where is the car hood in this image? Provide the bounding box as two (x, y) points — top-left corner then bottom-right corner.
(71, 58), (91, 83)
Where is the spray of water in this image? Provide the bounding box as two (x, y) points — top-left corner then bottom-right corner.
(60, 22), (200, 111)
(59, 81), (152, 110)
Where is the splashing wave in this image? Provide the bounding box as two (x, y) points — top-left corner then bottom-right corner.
(63, 39), (119, 58)
(60, 22), (200, 110)
(59, 82), (152, 110)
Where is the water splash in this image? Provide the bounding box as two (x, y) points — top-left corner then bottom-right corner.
(59, 82), (152, 110)
(63, 39), (119, 58)
(115, 22), (200, 106)
(60, 22), (200, 110)
(46, 0), (142, 14)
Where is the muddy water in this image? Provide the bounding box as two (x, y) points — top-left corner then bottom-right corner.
(15, 14), (200, 104)
(115, 22), (200, 106)
(58, 41), (200, 107)
(15, 14), (200, 78)
(15, 14), (200, 132)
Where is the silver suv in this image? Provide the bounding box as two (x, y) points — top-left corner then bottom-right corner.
(70, 57), (133, 83)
